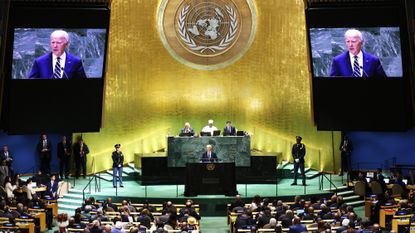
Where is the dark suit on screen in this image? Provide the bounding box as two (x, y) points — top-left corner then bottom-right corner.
(223, 126), (236, 136)
(201, 151), (218, 163)
(29, 52), (87, 79)
(330, 51), (387, 77)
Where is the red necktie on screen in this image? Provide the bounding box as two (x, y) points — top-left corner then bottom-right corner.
(53, 57), (62, 79)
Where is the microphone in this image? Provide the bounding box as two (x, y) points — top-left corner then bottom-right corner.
(359, 66), (369, 77)
(61, 67), (69, 79)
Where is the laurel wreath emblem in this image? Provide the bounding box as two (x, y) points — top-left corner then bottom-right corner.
(177, 5), (238, 53)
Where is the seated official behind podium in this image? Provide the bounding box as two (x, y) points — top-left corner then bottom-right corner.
(201, 119), (218, 136)
(180, 122), (194, 136)
(201, 145), (218, 163)
(223, 121), (236, 136)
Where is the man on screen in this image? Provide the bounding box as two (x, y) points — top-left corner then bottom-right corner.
(329, 29), (387, 78)
(29, 30), (87, 79)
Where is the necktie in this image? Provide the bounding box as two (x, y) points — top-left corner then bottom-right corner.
(208, 152), (211, 159)
(352, 55), (360, 77)
(53, 57), (62, 79)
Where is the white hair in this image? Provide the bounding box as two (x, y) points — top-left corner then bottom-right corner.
(208, 119), (214, 124)
(344, 29), (363, 41)
(184, 122), (190, 127)
(51, 30), (69, 43)
(206, 144), (212, 149)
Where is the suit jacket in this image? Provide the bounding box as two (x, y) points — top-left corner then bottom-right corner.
(0, 151), (13, 166)
(292, 143), (306, 163)
(201, 151), (218, 162)
(37, 139), (52, 156)
(223, 126), (236, 136)
(45, 180), (59, 198)
(29, 52), (87, 79)
(112, 151), (124, 168)
(73, 143), (90, 160)
(288, 224), (307, 233)
(330, 51), (387, 77)
(57, 141), (72, 160)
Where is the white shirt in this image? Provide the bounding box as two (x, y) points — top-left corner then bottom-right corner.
(349, 51), (363, 77)
(201, 125), (218, 136)
(52, 52), (66, 78)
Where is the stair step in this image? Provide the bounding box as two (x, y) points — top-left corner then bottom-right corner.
(337, 190), (354, 196)
(58, 204), (79, 210)
(106, 170), (128, 177)
(345, 200), (365, 206)
(62, 193), (83, 199)
(96, 174), (113, 182)
(68, 189), (84, 194)
(122, 166), (137, 175)
(323, 185), (348, 191)
(58, 198), (83, 204)
(343, 195), (360, 201)
(277, 161), (290, 169)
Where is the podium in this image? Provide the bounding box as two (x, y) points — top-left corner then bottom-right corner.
(184, 162), (237, 196)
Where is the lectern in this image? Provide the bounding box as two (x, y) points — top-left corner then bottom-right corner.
(184, 162), (237, 196)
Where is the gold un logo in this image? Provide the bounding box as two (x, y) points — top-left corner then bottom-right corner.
(158, 0), (257, 70)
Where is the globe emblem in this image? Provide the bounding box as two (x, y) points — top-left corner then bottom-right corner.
(177, 2), (239, 55)
(158, 0), (257, 70)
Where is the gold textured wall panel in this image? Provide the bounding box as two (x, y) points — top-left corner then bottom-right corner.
(77, 0), (341, 174)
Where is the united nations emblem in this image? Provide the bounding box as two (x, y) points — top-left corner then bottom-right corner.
(158, 0), (257, 70)
(206, 163), (216, 171)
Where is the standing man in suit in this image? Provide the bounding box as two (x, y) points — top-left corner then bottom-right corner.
(223, 121), (236, 136)
(29, 30), (87, 79)
(57, 136), (72, 180)
(37, 134), (52, 174)
(1, 145), (13, 176)
(112, 144), (124, 188)
(291, 136), (306, 186)
(339, 135), (353, 177)
(73, 138), (89, 179)
(330, 29), (387, 78)
(46, 174), (59, 199)
(201, 144), (218, 163)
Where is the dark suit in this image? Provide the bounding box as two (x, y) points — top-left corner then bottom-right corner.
(288, 223), (307, 233)
(45, 180), (59, 199)
(0, 151), (13, 176)
(201, 151), (218, 163)
(73, 143), (89, 178)
(37, 139), (52, 174)
(29, 52), (87, 79)
(339, 138), (353, 176)
(57, 141), (72, 179)
(180, 127), (194, 136)
(330, 51), (387, 77)
(292, 142), (306, 185)
(223, 126), (236, 136)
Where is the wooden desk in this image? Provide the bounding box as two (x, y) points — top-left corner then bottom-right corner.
(17, 222), (35, 233)
(410, 223), (415, 233)
(30, 211), (46, 232)
(392, 215), (412, 232)
(380, 208), (396, 228)
(45, 202), (58, 218)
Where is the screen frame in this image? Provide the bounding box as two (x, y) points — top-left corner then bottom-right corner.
(305, 2), (414, 131)
(1, 4), (111, 134)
